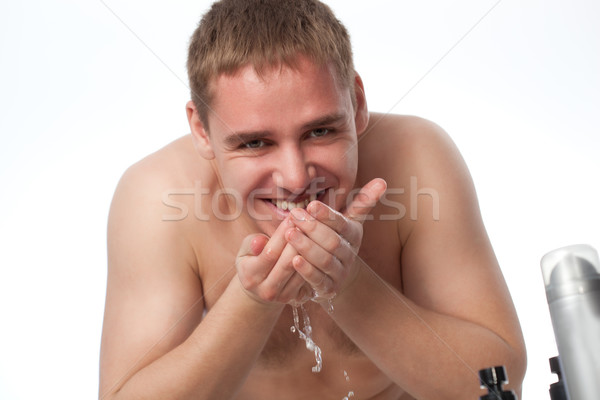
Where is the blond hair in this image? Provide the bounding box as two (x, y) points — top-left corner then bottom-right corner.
(187, 0), (355, 126)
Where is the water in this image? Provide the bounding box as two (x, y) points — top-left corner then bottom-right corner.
(342, 370), (354, 399)
(291, 304), (323, 373)
(289, 303), (355, 398)
(309, 289), (336, 315)
(326, 298), (334, 314)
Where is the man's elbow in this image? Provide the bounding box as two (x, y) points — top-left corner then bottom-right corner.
(503, 337), (527, 397)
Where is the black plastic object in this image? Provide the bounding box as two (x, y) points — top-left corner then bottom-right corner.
(478, 366), (517, 400)
(549, 356), (568, 400)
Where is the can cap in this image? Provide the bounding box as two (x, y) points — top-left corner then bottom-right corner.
(541, 244), (600, 287)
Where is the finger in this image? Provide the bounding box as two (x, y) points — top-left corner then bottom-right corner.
(344, 178), (387, 222)
(286, 225), (347, 277)
(294, 178), (387, 247)
(292, 255), (336, 299)
(236, 234), (270, 294)
(236, 234), (269, 258)
(279, 272), (313, 305)
(258, 243), (301, 301)
(257, 216), (295, 266)
(236, 217), (296, 295)
(297, 204), (359, 249)
(263, 242), (298, 286)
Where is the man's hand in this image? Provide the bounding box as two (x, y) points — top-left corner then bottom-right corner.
(235, 216), (313, 305)
(284, 178), (387, 300)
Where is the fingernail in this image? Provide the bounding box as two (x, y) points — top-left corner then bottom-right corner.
(307, 201), (318, 216)
(290, 208), (306, 221)
(373, 178), (387, 191)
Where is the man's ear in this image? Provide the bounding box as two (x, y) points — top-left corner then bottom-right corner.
(353, 72), (369, 137)
(186, 100), (215, 160)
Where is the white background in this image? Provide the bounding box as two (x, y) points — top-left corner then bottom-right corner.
(1, 0), (599, 398)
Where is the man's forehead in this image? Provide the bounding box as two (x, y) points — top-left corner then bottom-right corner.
(206, 58), (352, 134)
(211, 55), (342, 92)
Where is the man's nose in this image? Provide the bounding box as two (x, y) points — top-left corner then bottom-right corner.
(272, 145), (316, 195)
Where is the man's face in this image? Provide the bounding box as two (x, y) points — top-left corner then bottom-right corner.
(203, 56), (364, 235)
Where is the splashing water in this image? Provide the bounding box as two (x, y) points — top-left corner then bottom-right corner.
(309, 289), (336, 315)
(291, 304), (323, 373)
(326, 298), (335, 314)
(341, 370), (355, 399)
(289, 304), (355, 398)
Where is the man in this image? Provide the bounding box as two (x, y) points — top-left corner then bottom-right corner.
(99, 0), (526, 399)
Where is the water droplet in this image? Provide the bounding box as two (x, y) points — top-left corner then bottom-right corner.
(312, 344), (322, 373)
(290, 326), (296, 333)
(341, 391), (354, 400)
(327, 299), (334, 314)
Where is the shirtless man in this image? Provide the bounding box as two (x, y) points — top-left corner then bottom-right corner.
(99, 1), (527, 399)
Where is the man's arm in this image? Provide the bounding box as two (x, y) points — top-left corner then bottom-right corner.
(99, 161), (292, 400)
(287, 116), (527, 399)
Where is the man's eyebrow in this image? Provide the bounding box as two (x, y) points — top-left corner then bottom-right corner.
(223, 131), (270, 148)
(301, 112), (349, 130)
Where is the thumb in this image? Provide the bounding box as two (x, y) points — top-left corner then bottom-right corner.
(344, 178), (387, 222)
(237, 233), (270, 258)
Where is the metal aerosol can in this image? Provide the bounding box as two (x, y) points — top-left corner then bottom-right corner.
(541, 244), (600, 400)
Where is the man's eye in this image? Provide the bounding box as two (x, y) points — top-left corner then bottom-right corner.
(243, 140), (265, 149)
(309, 128), (330, 138)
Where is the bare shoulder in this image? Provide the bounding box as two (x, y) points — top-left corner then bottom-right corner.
(361, 113), (463, 170)
(359, 113), (475, 230)
(108, 135), (204, 237)
(366, 112), (442, 135)
(112, 135), (198, 198)
(361, 112), (494, 295)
